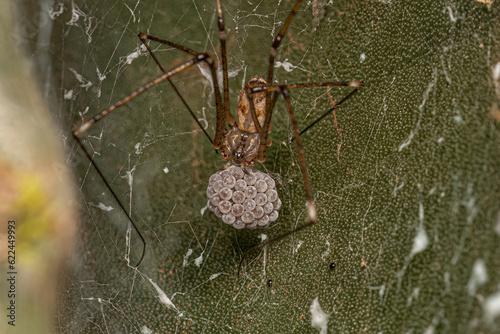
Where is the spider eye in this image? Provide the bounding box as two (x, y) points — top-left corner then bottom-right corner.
(232, 150), (236, 156)
(237, 153), (244, 159)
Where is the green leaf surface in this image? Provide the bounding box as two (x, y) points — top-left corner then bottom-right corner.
(14, 0), (500, 332)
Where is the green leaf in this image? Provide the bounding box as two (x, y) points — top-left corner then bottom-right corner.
(15, 0), (500, 332)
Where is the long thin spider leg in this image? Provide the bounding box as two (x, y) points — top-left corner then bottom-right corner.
(292, 87), (361, 142)
(256, 91), (280, 163)
(265, 0), (303, 112)
(138, 33), (199, 56)
(72, 56), (211, 267)
(245, 88), (263, 134)
(250, 80), (364, 94)
(73, 55), (206, 136)
(237, 220), (314, 275)
(216, 0), (233, 125)
(280, 87), (317, 223)
(238, 87), (317, 274)
(74, 136), (147, 268)
(137, 34), (214, 147)
(287, 81), (363, 90)
(262, 91), (280, 135)
(138, 32), (228, 149)
(247, 80), (364, 142)
(239, 82), (363, 274)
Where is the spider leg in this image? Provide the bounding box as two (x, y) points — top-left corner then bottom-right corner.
(237, 220), (314, 275)
(73, 56), (209, 267)
(73, 135), (147, 268)
(138, 33), (229, 149)
(138, 34), (214, 147)
(294, 86), (362, 141)
(277, 81), (364, 141)
(238, 86), (319, 275)
(248, 80), (364, 142)
(73, 55), (207, 136)
(285, 81), (363, 90)
(216, 0), (233, 126)
(250, 81), (363, 94)
(265, 0), (304, 113)
(255, 91), (280, 163)
(238, 82), (363, 273)
(245, 88), (264, 134)
(280, 87), (317, 223)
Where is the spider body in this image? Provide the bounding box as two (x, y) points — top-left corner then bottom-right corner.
(220, 76), (270, 167)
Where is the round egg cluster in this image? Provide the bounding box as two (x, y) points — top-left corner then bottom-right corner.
(206, 165), (281, 229)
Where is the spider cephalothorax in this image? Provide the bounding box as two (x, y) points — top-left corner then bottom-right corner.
(221, 76), (271, 166)
(221, 128), (260, 166)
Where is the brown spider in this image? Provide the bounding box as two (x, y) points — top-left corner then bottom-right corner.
(72, 0), (363, 268)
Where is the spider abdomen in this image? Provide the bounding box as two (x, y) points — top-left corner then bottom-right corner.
(236, 76), (269, 134)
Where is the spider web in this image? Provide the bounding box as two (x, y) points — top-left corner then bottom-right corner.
(12, 0), (500, 332)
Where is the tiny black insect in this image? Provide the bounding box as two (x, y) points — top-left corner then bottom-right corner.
(267, 279), (273, 287)
(329, 262), (336, 270)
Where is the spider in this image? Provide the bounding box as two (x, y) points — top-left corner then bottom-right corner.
(72, 0), (363, 269)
